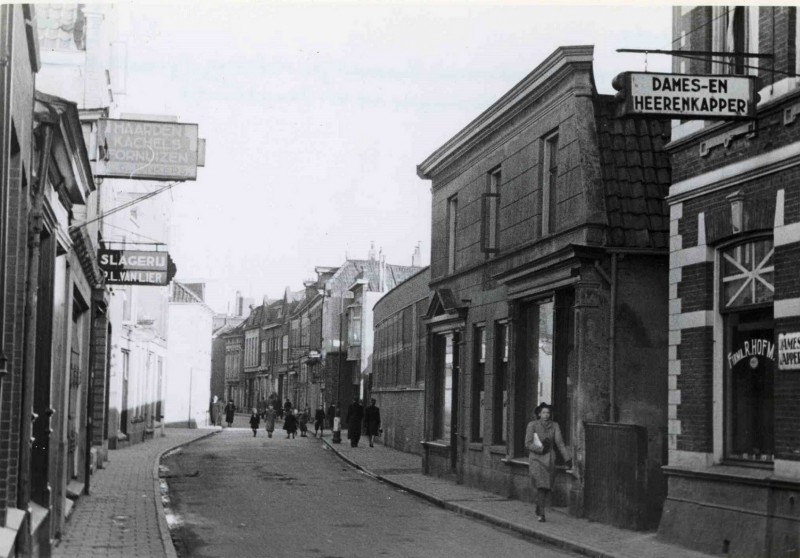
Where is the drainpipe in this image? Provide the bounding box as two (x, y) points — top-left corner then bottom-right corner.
(18, 112), (55, 555)
(609, 253), (618, 423)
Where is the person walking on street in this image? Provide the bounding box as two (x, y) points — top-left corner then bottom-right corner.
(249, 408), (261, 437)
(364, 398), (381, 448)
(263, 406), (276, 438)
(299, 408), (309, 437)
(526, 402), (571, 523)
(327, 403), (336, 429)
(284, 409), (298, 439)
(314, 405), (326, 438)
(224, 399), (236, 427)
(345, 396), (364, 448)
(283, 398), (293, 419)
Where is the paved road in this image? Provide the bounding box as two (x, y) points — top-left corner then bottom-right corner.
(162, 425), (577, 558)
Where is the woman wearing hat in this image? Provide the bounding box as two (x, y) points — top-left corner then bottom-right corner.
(526, 402), (571, 522)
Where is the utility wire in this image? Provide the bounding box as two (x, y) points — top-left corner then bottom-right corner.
(101, 221), (166, 245)
(671, 7), (731, 46)
(69, 180), (181, 231)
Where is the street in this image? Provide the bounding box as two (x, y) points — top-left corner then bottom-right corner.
(161, 421), (577, 558)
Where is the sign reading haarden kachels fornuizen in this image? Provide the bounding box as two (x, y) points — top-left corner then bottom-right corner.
(613, 72), (756, 120)
(96, 119), (199, 181)
(98, 249), (175, 286)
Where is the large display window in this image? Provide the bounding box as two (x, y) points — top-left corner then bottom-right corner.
(721, 238), (775, 464)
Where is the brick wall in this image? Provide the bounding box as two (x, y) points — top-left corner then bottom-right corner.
(676, 327), (714, 453)
(677, 262), (714, 313)
(775, 241), (800, 300)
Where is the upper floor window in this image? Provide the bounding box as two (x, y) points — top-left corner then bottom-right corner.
(541, 131), (559, 236)
(721, 238), (774, 310)
(447, 195), (458, 274)
(348, 306), (362, 346)
(482, 168), (501, 255)
(712, 6), (759, 76)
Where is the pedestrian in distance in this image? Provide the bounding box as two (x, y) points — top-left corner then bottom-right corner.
(364, 398), (381, 448)
(284, 409), (298, 439)
(332, 409), (342, 444)
(327, 403), (336, 429)
(249, 408), (260, 437)
(263, 406), (276, 438)
(283, 398), (293, 419)
(526, 402), (571, 523)
(314, 404), (326, 438)
(345, 396), (364, 448)
(224, 399), (236, 427)
(299, 408), (309, 437)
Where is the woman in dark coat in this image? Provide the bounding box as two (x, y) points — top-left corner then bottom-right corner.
(263, 407), (276, 438)
(345, 396), (364, 448)
(224, 399), (236, 427)
(283, 410), (298, 439)
(314, 405), (326, 438)
(249, 408), (260, 437)
(364, 398), (381, 448)
(526, 403), (571, 522)
(298, 408), (309, 437)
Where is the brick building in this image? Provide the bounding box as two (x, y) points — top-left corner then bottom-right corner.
(371, 267), (430, 455)
(417, 46), (671, 526)
(658, 7), (800, 557)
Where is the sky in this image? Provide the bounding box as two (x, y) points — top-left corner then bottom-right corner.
(120, 2), (672, 313)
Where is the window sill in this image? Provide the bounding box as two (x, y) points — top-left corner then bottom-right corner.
(488, 445), (508, 456)
(421, 440), (450, 450)
(467, 442), (483, 451)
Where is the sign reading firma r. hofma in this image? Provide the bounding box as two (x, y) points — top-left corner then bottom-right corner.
(613, 72), (757, 121)
(96, 119), (200, 181)
(98, 249), (176, 286)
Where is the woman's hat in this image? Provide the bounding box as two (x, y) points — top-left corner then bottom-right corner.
(534, 402), (552, 417)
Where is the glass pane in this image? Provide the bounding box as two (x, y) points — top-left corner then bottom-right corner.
(721, 239), (774, 309)
(537, 301), (554, 406)
(443, 334), (453, 441)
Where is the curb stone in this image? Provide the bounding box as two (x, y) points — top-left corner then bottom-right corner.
(153, 429), (221, 558)
(319, 436), (619, 558)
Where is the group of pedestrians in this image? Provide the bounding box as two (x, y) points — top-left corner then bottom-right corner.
(343, 396), (381, 448)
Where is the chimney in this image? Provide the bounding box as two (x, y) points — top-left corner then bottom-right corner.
(412, 242), (421, 267)
(368, 241), (377, 261)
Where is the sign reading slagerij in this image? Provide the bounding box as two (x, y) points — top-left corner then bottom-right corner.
(615, 72), (756, 120)
(96, 119), (199, 181)
(98, 249), (173, 286)
(778, 332), (800, 370)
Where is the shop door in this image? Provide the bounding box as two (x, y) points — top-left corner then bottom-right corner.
(68, 312), (82, 480)
(120, 350), (130, 435)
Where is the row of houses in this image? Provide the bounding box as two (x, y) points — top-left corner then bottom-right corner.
(1, 5), (204, 557)
(214, 245), (423, 416)
(367, 8), (799, 558)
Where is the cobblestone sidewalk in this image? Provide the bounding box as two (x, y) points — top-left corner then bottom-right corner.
(53, 428), (218, 558)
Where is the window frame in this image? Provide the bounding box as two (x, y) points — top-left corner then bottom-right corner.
(447, 195), (458, 274)
(493, 320), (510, 445)
(471, 325), (486, 443)
(481, 167), (501, 255)
(541, 130), (559, 236)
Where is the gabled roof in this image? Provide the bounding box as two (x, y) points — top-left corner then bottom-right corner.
(171, 282), (204, 304)
(333, 259), (422, 294)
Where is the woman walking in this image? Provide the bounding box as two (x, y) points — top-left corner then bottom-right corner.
(525, 403), (571, 523)
(224, 399), (236, 428)
(299, 408), (309, 437)
(364, 398), (381, 448)
(314, 405), (326, 438)
(249, 408), (261, 437)
(284, 410), (298, 439)
(263, 406), (276, 438)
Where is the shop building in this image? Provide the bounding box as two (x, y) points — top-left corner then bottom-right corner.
(222, 324), (244, 409)
(417, 45), (671, 527)
(658, 7), (800, 557)
(371, 267), (430, 455)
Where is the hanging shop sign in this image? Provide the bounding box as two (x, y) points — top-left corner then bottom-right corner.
(98, 249), (177, 286)
(778, 332), (800, 370)
(727, 338), (775, 370)
(612, 72), (757, 120)
(96, 119), (200, 181)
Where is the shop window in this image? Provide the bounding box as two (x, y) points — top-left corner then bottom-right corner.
(722, 239), (775, 464)
(493, 322), (509, 445)
(541, 131), (559, 236)
(434, 333), (456, 442)
(481, 168), (501, 255)
(471, 326), (486, 443)
(348, 306), (362, 346)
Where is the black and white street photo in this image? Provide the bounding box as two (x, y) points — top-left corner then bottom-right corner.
(0, 3), (798, 558)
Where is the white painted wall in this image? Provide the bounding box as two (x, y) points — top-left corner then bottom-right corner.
(166, 303), (213, 426)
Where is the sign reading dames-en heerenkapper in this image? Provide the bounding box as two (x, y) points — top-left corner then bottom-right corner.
(778, 332), (800, 370)
(98, 249), (174, 286)
(613, 72), (757, 120)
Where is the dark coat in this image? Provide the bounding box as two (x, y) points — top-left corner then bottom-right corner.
(525, 419), (569, 490)
(364, 405), (381, 436)
(314, 409), (326, 427)
(249, 413), (260, 429)
(284, 413), (298, 433)
(345, 402), (364, 437)
(224, 402), (236, 424)
(263, 408), (276, 432)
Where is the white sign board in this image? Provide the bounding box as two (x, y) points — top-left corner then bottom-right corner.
(778, 332), (800, 370)
(617, 72), (756, 120)
(96, 119), (200, 181)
